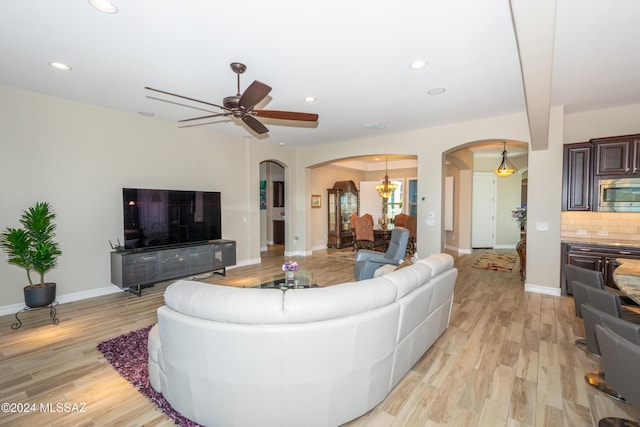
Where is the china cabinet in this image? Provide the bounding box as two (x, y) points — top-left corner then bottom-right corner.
(327, 180), (359, 248)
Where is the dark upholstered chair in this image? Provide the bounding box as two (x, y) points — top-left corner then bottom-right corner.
(564, 264), (605, 315)
(393, 213), (410, 228)
(352, 214), (375, 251)
(581, 303), (640, 356)
(573, 281), (640, 400)
(353, 227), (409, 281)
(595, 324), (640, 426)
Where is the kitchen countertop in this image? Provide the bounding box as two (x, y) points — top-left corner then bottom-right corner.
(561, 236), (640, 249)
(613, 258), (640, 305)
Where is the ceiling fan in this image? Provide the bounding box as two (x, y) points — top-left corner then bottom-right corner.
(145, 62), (318, 135)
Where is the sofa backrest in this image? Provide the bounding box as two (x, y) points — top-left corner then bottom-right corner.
(164, 280), (285, 324)
(163, 253), (454, 326)
(282, 278), (397, 323)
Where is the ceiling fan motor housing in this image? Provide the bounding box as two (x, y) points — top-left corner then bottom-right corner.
(223, 95), (240, 109)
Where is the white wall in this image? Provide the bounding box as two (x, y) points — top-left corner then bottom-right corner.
(0, 85), (284, 307)
(3, 83), (640, 307)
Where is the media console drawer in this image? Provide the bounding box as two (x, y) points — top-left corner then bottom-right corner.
(111, 240), (236, 296)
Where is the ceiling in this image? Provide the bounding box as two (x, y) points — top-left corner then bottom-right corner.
(1, 1), (639, 149)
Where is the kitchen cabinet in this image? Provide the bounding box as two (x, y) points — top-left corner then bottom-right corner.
(327, 180), (359, 249)
(561, 241), (640, 295)
(562, 142), (592, 211)
(593, 134), (640, 176)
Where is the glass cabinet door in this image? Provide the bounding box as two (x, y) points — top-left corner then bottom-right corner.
(327, 180), (359, 249)
(328, 192), (337, 234)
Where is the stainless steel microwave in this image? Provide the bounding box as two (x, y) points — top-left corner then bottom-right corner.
(598, 178), (640, 211)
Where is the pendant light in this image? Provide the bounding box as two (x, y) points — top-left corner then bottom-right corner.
(376, 157), (398, 198)
(494, 142), (517, 177)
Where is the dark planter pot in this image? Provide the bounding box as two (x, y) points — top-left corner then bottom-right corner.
(24, 283), (56, 308)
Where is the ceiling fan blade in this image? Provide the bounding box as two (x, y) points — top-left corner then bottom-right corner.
(146, 96), (220, 114)
(178, 119), (232, 129)
(239, 81), (272, 111)
(145, 86), (228, 110)
(242, 115), (269, 134)
(254, 110), (319, 122)
(178, 112), (232, 123)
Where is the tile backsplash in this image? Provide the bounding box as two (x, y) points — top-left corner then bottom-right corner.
(561, 211), (640, 242)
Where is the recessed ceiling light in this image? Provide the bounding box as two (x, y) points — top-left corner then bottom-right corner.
(362, 123), (386, 131)
(428, 87), (446, 95)
(410, 61), (427, 70)
(89, 0), (118, 13)
(279, 142), (285, 146)
(303, 96), (317, 103)
(49, 62), (71, 71)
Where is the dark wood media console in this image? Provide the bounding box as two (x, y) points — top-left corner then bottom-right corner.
(110, 239), (236, 296)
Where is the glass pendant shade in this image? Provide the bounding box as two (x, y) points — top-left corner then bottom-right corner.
(494, 142), (517, 177)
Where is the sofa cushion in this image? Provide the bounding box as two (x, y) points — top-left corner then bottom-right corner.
(282, 278), (397, 323)
(417, 253), (454, 277)
(382, 262), (432, 300)
(164, 280), (284, 324)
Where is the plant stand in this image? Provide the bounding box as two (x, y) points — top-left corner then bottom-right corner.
(11, 301), (59, 329)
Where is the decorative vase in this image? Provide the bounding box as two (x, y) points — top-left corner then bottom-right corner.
(286, 270), (295, 281)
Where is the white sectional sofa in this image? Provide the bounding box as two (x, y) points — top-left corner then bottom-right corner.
(148, 253), (457, 427)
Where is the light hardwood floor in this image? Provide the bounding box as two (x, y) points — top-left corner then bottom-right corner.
(0, 247), (638, 426)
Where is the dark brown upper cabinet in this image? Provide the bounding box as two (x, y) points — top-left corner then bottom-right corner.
(593, 134), (640, 176)
(562, 142), (592, 211)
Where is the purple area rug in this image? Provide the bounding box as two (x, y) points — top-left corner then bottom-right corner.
(97, 325), (202, 427)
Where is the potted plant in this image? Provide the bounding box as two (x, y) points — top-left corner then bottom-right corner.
(0, 202), (62, 307)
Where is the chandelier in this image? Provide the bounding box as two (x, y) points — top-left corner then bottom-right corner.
(376, 157), (398, 198)
(494, 142), (517, 177)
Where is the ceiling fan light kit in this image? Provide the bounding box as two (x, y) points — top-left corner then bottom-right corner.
(145, 62), (318, 136)
(494, 141), (517, 177)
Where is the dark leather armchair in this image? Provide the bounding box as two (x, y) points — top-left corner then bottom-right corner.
(353, 227), (409, 281)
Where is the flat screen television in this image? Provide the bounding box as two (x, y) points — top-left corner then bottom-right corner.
(122, 188), (221, 250)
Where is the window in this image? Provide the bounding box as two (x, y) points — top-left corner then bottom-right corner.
(384, 179), (404, 218)
(407, 178), (417, 217)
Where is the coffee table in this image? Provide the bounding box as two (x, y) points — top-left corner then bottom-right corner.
(253, 270), (319, 289)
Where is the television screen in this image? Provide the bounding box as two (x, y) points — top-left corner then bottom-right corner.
(122, 188), (221, 249)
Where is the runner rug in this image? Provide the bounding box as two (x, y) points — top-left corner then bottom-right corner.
(471, 252), (517, 272)
(97, 325), (202, 427)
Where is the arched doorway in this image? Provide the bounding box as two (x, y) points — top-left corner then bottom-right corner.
(444, 140), (528, 254)
(260, 160), (285, 257)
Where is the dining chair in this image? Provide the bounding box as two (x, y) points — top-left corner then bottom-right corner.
(353, 214), (375, 251)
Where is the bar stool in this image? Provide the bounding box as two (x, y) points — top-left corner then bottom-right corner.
(573, 281), (640, 401)
(595, 324), (640, 427)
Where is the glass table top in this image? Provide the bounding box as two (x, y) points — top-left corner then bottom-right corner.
(252, 270), (320, 290)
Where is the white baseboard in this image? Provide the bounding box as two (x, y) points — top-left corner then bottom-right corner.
(0, 285), (122, 317)
(524, 282), (562, 296)
(494, 244), (517, 249)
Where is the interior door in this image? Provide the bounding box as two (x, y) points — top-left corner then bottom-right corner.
(472, 173), (496, 248)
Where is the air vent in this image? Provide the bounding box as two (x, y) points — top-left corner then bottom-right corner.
(362, 122), (386, 131)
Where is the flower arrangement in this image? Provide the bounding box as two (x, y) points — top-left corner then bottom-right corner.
(512, 205), (527, 229)
(282, 260), (299, 272)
